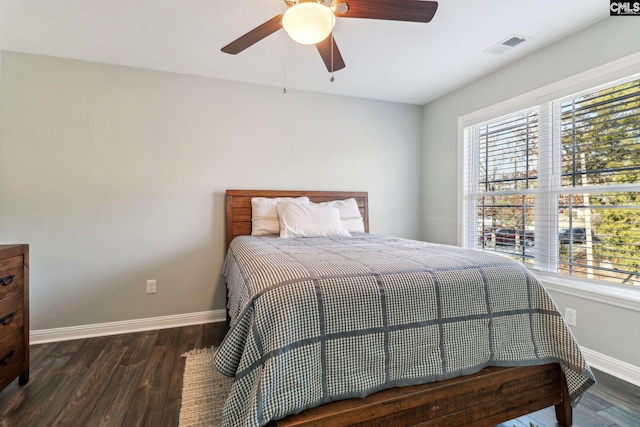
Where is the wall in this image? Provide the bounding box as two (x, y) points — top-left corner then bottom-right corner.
(421, 17), (640, 371)
(0, 52), (423, 330)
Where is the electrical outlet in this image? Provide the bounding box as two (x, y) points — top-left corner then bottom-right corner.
(146, 279), (157, 294)
(564, 308), (577, 327)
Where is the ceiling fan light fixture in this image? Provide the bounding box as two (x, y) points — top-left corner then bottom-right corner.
(282, 2), (335, 45)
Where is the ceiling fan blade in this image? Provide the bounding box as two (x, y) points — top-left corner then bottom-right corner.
(316, 36), (346, 72)
(221, 15), (284, 55)
(336, 0), (438, 23)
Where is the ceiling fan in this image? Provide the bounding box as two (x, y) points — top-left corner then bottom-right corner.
(221, 0), (438, 73)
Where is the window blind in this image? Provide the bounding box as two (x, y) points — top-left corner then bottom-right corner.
(463, 74), (640, 288)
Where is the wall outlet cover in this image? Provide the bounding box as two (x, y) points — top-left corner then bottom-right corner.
(146, 280), (157, 294)
(564, 308), (577, 327)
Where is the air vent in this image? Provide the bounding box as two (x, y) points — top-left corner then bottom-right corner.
(502, 36), (525, 47)
(484, 34), (529, 55)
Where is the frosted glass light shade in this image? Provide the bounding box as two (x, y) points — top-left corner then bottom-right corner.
(282, 3), (335, 45)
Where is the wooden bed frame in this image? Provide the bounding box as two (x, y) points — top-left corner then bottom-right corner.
(225, 189), (572, 427)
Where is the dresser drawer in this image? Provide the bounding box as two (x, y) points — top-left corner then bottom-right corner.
(0, 330), (25, 387)
(0, 294), (24, 338)
(0, 256), (24, 301)
(0, 245), (28, 392)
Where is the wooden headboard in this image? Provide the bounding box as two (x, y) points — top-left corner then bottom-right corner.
(225, 189), (369, 249)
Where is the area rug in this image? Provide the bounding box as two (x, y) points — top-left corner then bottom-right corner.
(179, 347), (233, 427)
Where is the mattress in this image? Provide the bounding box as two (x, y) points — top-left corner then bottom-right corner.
(214, 233), (595, 427)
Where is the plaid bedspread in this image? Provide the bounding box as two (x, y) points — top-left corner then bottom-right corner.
(214, 234), (595, 427)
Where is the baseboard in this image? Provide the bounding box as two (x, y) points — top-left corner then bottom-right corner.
(582, 346), (640, 388)
(30, 312), (640, 389)
(30, 309), (227, 344)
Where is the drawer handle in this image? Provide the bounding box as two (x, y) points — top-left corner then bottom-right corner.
(0, 274), (16, 286)
(0, 350), (16, 365)
(0, 312), (16, 326)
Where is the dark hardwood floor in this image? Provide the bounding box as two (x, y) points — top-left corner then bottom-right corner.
(0, 322), (638, 427)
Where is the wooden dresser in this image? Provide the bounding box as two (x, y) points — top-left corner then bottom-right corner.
(0, 245), (29, 392)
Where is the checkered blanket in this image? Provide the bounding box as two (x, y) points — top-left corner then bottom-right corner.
(214, 234), (595, 427)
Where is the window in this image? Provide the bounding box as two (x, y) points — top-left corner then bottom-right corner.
(463, 75), (640, 288)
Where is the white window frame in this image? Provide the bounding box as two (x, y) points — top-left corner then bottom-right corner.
(457, 52), (640, 312)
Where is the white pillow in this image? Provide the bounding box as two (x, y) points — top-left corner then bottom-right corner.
(317, 198), (365, 233)
(276, 202), (352, 238)
(251, 197), (310, 236)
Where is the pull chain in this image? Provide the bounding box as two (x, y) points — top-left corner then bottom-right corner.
(283, 32), (288, 94)
(329, 31), (335, 83)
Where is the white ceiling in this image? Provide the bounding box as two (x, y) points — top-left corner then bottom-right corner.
(0, 0), (607, 105)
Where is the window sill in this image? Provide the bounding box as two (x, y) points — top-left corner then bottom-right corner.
(532, 270), (640, 313)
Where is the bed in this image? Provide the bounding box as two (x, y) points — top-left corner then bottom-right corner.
(216, 189), (595, 427)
